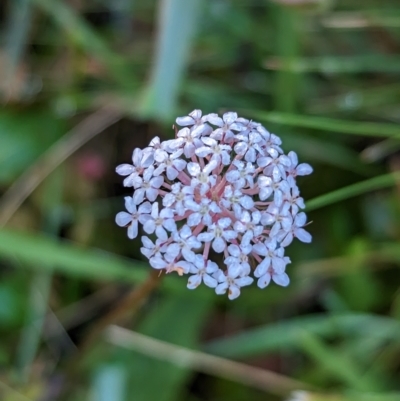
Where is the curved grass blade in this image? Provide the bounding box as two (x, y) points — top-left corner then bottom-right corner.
(203, 314), (400, 359)
(242, 110), (400, 139)
(0, 229), (211, 297)
(306, 172), (400, 211)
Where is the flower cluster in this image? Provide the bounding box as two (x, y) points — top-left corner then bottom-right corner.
(116, 110), (312, 300)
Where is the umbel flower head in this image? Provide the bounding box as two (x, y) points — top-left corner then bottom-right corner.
(116, 110), (313, 300)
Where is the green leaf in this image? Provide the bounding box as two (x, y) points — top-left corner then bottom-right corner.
(123, 293), (213, 401)
(0, 109), (65, 185)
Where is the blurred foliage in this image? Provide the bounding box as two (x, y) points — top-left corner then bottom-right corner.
(0, 0), (400, 400)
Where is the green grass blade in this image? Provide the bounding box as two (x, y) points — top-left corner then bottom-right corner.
(242, 110), (400, 139)
(3, 0), (32, 88)
(14, 169), (63, 382)
(281, 132), (380, 176)
(300, 332), (382, 392)
(140, 0), (202, 120)
(306, 172), (400, 211)
(0, 229), (148, 283)
(32, 0), (134, 89)
(0, 229), (213, 297)
(265, 55), (400, 73)
(203, 314), (400, 359)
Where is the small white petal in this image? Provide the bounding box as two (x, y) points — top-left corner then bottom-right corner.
(197, 232), (214, 242)
(127, 223), (138, 239)
(143, 219), (156, 234)
(176, 116), (195, 126)
(146, 188), (158, 202)
(257, 274), (271, 289)
(235, 276), (253, 287)
(132, 188), (145, 204)
(215, 282), (228, 295)
(149, 257), (167, 269)
(163, 219), (177, 232)
(273, 272), (290, 287)
(223, 111), (237, 125)
(187, 274), (202, 289)
(116, 164), (134, 176)
(203, 274), (218, 288)
(187, 162), (201, 177)
(228, 285), (240, 300)
(295, 228), (312, 243)
(188, 212), (202, 227)
(240, 195), (254, 209)
(288, 151), (298, 166)
(116, 212), (131, 227)
(212, 237), (226, 253)
(218, 217), (231, 229)
(297, 163), (313, 175)
(138, 202), (152, 214)
(166, 166), (179, 180)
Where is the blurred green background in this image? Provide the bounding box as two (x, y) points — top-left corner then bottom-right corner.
(1, 0), (400, 400)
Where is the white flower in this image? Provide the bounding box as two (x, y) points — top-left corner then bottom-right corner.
(162, 183), (193, 216)
(253, 239), (289, 276)
(154, 149), (187, 180)
(195, 137), (232, 166)
(143, 202), (176, 240)
(224, 243), (253, 276)
(171, 126), (203, 158)
(258, 152), (291, 182)
(257, 266), (290, 289)
(185, 198), (221, 226)
(234, 130), (265, 163)
(187, 160), (217, 195)
(181, 255), (219, 289)
(257, 175), (273, 201)
(140, 236), (168, 259)
(271, 178), (291, 207)
(234, 210), (263, 245)
(226, 160), (255, 189)
(176, 109), (207, 127)
(197, 218), (237, 253)
(281, 185), (305, 216)
(165, 225), (201, 262)
(278, 212), (312, 247)
(116, 109), (313, 300)
(286, 151), (313, 187)
(149, 256), (190, 274)
(115, 197), (151, 239)
(148, 136), (170, 163)
(208, 111), (243, 143)
(220, 185), (254, 217)
(261, 205), (292, 238)
(214, 267), (253, 300)
(132, 165), (164, 204)
(116, 148), (154, 187)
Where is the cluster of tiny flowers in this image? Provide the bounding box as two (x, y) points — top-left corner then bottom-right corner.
(115, 110), (313, 300)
